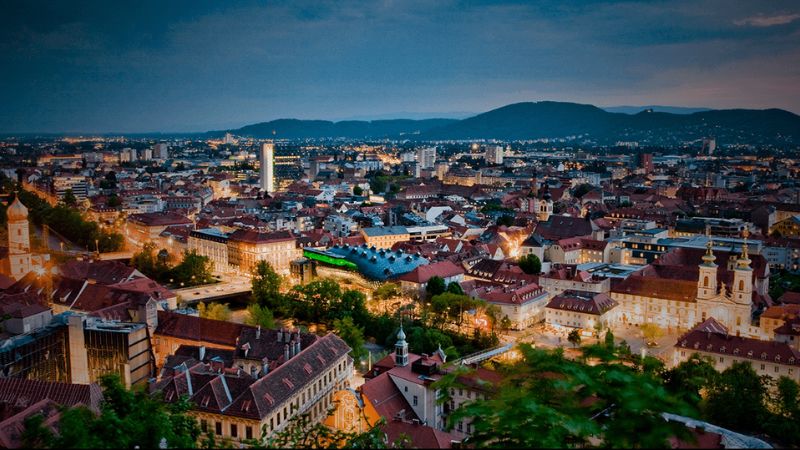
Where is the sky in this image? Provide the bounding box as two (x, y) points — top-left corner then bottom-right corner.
(1, 0), (799, 133)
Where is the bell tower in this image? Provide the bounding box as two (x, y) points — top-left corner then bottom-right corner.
(394, 325), (409, 367)
(697, 229), (717, 300)
(6, 196), (32, 280)
(732, 230), (753, 306)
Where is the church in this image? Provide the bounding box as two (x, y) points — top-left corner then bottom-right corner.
(1, 196), (45, 280)
(611, 233), (768, 339)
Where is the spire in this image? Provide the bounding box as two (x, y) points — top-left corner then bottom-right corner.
(702, 225), (716, 267)
(737, 228), (751, 270)
(394, 322), (409, 367)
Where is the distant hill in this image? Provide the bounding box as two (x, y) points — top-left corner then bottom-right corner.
(602, 105), (711, 115)
(218, 101), (800, 145)
(209, 118), (458, 140)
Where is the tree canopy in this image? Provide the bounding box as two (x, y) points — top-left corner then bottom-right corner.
(518, 253), (542, 274)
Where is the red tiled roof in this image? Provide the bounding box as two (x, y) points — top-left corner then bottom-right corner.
(156, 311), (244, 347)
(676, 318), (800, 365)
(380, 420), (459, 448)
(228, 229), (296, 244)
(397, 260), (464, 284)
(360, 372), (419, 422)
(0, 379), (102, 416)
(127, 211), (192, 227)
(546, 291), (618, 315)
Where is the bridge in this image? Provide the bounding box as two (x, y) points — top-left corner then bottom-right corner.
(171, 279), (253, 304)
(452, 342), (515, 366)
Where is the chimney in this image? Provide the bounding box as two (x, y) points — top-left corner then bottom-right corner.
(199, 345), (206, 361)
(284, 344), (290, 361)
(284, 330), (291, 343)
(262, 359), (269, 377)
(277, 328), (283, 343)
(296, 339), (302, 354)
(256, 325), (261, 340)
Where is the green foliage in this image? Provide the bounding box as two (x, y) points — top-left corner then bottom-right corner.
(333, 316), (367, 361)
(12, 188), (124, 252)
(251, 261), (290, 316)
(662, 353), (718, 406)
(567, 329), (581, 347)
(130, 242), (171, 280)
(518, 253), (542, 274)
(425, 276), (446, 298)
(197, 302), (232, 322)
(23, 374), (200, 448)
(352, 186), (363, 196)
(573, 183), (593, 198)
(434, 344), (693, 448)
(62, 189), (77, 207)
(445, 281), (464, 295)
(496, 214), (514, 226)
(107, 194), (122, 207)
(705, 362), (768, 433)
(246, 303), (275, 329)
(263, 412), (392, 449)
(169, 250), (214, 287)
(640, 322), (664, 345)
(603, 329), (615, 349)
(406, 326), (454, 356)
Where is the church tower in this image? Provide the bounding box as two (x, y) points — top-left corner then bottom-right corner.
(732, 230), (753, 306)
(697, 235), (717, 300)
(537, 182), (553, 222)
(7, 196), (33, 280)
(394, 325), (409, 367)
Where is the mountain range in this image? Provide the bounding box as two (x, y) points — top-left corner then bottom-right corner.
(211, 101), (800, 145)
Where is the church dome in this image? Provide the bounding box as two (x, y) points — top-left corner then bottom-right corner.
(6, 197), (28, 221)
(396, 326), (406, 342)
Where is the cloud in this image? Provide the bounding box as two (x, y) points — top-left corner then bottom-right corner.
(734, 13), (800, 27)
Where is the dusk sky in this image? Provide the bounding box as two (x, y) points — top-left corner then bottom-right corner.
(2, 0), (799, 133)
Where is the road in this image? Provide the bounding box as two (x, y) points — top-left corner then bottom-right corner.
(32, 223), (83, 253)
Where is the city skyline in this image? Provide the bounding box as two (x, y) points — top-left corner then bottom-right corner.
(2, 0), (800, 133)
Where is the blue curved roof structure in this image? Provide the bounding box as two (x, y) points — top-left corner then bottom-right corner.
(306, 244), (429, 281)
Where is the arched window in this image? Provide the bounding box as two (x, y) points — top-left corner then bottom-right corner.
(703, 276), (709, 287)
(738, 280), (744, 291)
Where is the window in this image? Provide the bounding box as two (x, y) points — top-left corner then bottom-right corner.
(703, 276), (709, 287)
(458, 421), (463, 432)
(413, 396), (418, 406)
(200, 419), (208, 432)
(246, 426), (253, 440)
(215, 422), (222, 436)
(404, 386), (408, 392)
(230, 424), (238, 438)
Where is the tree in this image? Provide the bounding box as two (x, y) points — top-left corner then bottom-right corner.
(662, 353), (717, 406)
(291, 278), (342, 323)
(446, 281), (464, 295)
(62, 189), (77, 207)
(604, 329), (615, 349)
(107, 194), (122, 208)
(497, 214), (514, 226)
(567, 329), (582, 347)
(22, 374), (200, 448)
(251, 261), (289, 315)
(518, 253), (542, 274)
(705, 362), (769, 433)
(169, 250), (213, 287)
(198, 302), (232, 322)
(640, 323), (664, 346)
(373, 283), (401, 313)
(246, 303), (275, 329)
(434, 344), (693, 448)
(353, 186), (363, 196)
(333, 316), (367, 361)
(426, 276), (446, 298)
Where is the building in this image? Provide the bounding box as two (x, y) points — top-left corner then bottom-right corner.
(151, 327), (353, 444)
(0, 379), (103, 449)
(125, 212), (193, 248)
(303, 245), (429, 282)
(3, 197), (35, 280)
(227, 229), (298, 275)
(484, 145), (504, 165)
(545, 291), (620, 331)
(397, 260), (465, 298)
(636, 153), (654, 173)
(154, 143), (169, 159)
(361, 226), (410, 249)
(188, 228), (231, 273)
(0, 311), (154, 388)
(417, 147), (436, 170)
(52, 175), (88, 202)
(672, 318), (799, 382)
(467, 281), (550, 329)
(260, 142), (275, 194)
(611, 239), (766, 337)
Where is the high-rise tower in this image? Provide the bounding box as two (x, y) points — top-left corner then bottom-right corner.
(260, 142), (275, 194)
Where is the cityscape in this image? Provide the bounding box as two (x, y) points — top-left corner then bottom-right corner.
(2, 1), (800, 449)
